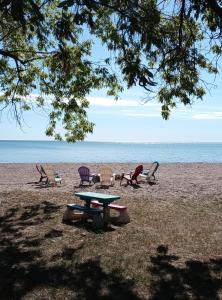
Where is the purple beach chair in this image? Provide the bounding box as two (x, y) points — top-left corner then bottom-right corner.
(78, 166), (94, 186)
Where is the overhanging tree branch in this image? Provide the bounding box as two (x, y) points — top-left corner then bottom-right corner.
(0, 0), (221, 140)
(207, 0), (222, 18)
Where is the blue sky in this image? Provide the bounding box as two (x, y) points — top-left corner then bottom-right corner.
(1, 31), (222, 142)
(1, 82), (222, 142)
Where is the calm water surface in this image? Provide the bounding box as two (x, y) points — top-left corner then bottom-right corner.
(0, 141), (222, 163)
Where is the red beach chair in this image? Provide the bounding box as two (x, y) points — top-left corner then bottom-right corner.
(120, 165), (143, 186)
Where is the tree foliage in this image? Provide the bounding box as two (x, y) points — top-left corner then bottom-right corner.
(0, 0), (222, 141)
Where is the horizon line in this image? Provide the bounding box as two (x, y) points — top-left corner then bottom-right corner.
(1, 139), (222, 144)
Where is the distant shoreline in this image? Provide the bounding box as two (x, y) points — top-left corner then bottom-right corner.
(1, 162), (222, 165)
(1, 140), (222, 144)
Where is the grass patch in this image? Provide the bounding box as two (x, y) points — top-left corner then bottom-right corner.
(0, 190), (221, 299)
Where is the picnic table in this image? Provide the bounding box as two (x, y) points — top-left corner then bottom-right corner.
(75, 191), (120, 224)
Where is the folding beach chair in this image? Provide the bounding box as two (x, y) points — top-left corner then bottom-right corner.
(36, 164), (47, 182)
(120, 165), (143, 186)
(78, 166), (94, 186)
(98, 166), (115, 187)
(140, 161), (159, 183)
(41, 165), (62, 186)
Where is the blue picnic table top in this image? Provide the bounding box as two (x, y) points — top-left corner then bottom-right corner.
(75, 192), (120, 204)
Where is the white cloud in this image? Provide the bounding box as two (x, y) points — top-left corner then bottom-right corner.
(87, 96), (160, 107)
(2, 93), (162, 109)
(175, 108), (192, 112)
(124, 112), (160, 117)
(192, 112), (222, 120)
(24, 94), (144, 107)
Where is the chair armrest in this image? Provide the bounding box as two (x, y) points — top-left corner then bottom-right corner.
(90, 173), (97, 179)
(142, 170), (149, 176)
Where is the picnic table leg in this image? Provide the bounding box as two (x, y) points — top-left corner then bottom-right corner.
(103, 204), (110, 226)
(82, 199), (103, 228)
(92, 214), (103, 229)
(84, 199), (91, 209)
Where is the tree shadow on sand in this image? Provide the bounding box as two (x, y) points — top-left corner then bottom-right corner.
(0, 203), (140, 299)
(148, 245), (222, 300)
(0, 200), (61, 241)
(63, 218), (117, 234)
(1, 203), (221, 299)
(0, 253), (140, 299)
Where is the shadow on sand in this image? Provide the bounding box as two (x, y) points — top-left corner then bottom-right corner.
(0, 204), (221, 299)
(0, 202), (138, 299)
(148, 245), (222, 300)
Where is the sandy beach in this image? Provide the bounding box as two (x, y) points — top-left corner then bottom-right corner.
(0, 163), (222, 299)
(1, 162), (222, 200)
(1, 162), (221, 256)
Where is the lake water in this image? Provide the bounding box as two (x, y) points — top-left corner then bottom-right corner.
(0, 140), (222, 163)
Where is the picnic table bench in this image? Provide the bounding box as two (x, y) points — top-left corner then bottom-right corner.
(91, 200), (130, 224)
(63, 192), (129, 228)
(63, 204), (103, 229)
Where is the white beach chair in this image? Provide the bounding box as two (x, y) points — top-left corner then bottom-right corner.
(98, 166), (115, 187)
(139, 161), (159, 183)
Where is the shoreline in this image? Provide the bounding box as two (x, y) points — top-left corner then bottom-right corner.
(1, 139), (222, 143)
(1, 162), (222, 164)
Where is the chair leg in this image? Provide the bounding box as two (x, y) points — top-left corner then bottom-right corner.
(120, 173), (125, 186)
(39, 175), (47, 182)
